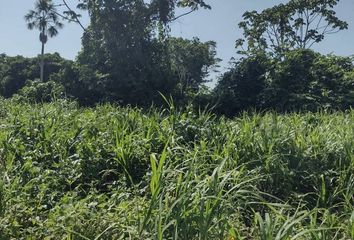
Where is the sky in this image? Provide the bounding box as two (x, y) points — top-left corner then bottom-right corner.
(1, 0), (353, 83)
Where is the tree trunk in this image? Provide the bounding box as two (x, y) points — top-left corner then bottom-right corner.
(40, 28), (45, 82)
(40, 41), (45, 82)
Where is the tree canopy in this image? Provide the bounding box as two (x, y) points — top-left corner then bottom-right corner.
(236, 0), (348, 56)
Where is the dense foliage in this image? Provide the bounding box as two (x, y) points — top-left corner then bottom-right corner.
(1, 48), (353, 115)
(0, 53), (69, 98)
(1, 0), (354, 238)
(0, 99), (353, 238)
(75, 0), (217, 105)
(13, 80), (65, 103)
(214, 49), (354, 115)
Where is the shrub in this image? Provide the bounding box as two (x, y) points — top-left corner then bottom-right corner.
(13, 79), (65, 103)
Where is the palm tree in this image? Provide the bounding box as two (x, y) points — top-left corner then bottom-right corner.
(25, 0), (63, 82)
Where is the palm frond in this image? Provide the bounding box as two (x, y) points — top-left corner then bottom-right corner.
(47, 25), (59, 37)
(55, 22), (64, 29)
(25, 0), (63, 39)
(26, 22), (36, 30)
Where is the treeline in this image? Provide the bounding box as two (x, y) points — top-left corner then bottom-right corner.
(1, 0), (354, 115)
(1, 48), (354, 115)
(0, 36), (218, 106)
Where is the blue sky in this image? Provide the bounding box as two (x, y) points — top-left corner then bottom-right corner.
(1, 0), (353, 83)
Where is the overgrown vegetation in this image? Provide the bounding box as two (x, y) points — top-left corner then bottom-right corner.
(1, 0), (354, 238)
(0, 99), (353, 239)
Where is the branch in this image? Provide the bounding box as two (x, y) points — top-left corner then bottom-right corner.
(270, 24), (281, 49)
(309, 11), (320, 25)
(169, 8), (196, 22)
(324, 29), (341, 34)
(61, 0), (86, 31)
(265, 29), (277, 49)
(321, 23), (330, 35)
(307, 40), (317, 49)
(316, 15), (324, 30)
(304, 9), (310, 48)
(50, 9), (77, 23)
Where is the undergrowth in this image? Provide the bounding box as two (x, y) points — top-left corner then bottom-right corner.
(0, 99), (353, 239)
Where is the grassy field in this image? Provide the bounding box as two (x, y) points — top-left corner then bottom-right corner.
(0, 99), (353, 239)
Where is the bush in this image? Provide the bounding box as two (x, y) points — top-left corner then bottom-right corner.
(13, 80), (65, 103)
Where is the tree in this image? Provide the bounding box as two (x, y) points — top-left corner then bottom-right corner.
(76, 0), (217, 106)
(25, 0), (64, 82)
(167, 37), (219, 98)
(49, 62), (105, 105)
(77, 0), (160, 105)
(236, 0), (348, 57)
(264, 49), (354, 111)
(75, 0), (210, 25)
(0, 55), (38, 98)
(213, 49), (354, 115)
(213, 54), (269, 116)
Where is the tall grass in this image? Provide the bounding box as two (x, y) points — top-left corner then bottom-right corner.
(0, 98), (353, 239)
